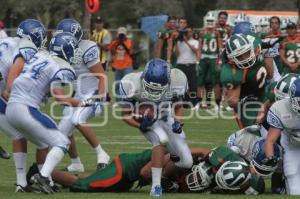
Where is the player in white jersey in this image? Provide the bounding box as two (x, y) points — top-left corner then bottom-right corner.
(265, 78), (300, 195)
(6, 32), (95, 194)
(55, 19), (110, 172)
(0, 19), (48, 192)
(119, 59), (193, 197)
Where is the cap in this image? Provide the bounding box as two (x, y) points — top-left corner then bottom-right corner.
(117, 27), (127, 35)
(286, 22), (296, 29)
(95, 16), (104, 23)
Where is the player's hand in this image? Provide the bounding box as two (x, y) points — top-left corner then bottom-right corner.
(139, 115), (155, 133)
(1, 89), (10, 102)
(172, 121), (183, 134)
(262, 156), (280, 167)
(80, 97), (104, 107)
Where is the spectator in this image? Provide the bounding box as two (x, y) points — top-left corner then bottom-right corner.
(109, 27), (133, 101)
(90, 16), (112, 70)
(0, 20), (8, 39)
(175, 27), (199, 107)
(280, 22), (300, 74)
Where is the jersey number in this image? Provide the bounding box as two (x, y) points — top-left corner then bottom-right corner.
(203, 38), (217, 52)
(286, 49), (300, 63)
(256, 67), (267, 88)
(31, 61), (49, 79)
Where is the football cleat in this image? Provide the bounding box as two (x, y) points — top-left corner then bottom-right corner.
(26, 163), (39, 185)
(0, 146), (10, 159)
(31, 173), (54, 194)
(150, 185), (162, 197)
(63, 163), (85, 173)
(15, 184), (41, 193)
(96, 163), (108, 171)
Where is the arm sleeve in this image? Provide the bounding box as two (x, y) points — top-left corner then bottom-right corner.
(13, 39), (38, 63)
(267, 108), (284, 129)
(83, 44), (100, 68)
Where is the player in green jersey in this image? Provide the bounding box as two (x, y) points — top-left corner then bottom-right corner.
(221, 32), (267, 128)
(279, 22), (300, 74)
(197, 13), (223, 109)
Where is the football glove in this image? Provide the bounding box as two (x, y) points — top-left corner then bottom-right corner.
(80, 97), (104, 107)
(172, 121), (183, 134)
(139, 115), (155, 133)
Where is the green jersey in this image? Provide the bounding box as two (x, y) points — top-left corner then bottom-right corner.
(200, 30), (220, 59)
(70, 150), (152, 192)
(215, 24), (232, 46)
(157, 28), (177, 66)
(280, 36), (300, 74)
(207, 146), (246, 168)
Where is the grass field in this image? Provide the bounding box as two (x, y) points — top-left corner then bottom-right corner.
(0, 72), (297, 199)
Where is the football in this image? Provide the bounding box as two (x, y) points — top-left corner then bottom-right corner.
(134, 103), (157, 119)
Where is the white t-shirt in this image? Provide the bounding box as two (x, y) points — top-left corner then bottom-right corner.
(176, 39), (198, 64)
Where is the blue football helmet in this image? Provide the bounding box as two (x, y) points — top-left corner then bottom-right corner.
(49, 32), (80, 64)
(16, 19), (47, 49)
(141, 59), (171, 101)
(56, 18), (83, 44)
(251, 139), (281, 176)
(289, 79), (300, 115)
(233, 21), (256, 35)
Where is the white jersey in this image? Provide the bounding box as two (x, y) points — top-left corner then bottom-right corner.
(0, 37), (37, 94)
(227, 125), (262, 162)
(120, 68), (188, 103)
(267, 98), (300, 147)
(73, 40), (100, 95)
(8, 52), (76, 108)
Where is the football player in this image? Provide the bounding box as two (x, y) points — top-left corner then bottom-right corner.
(5, 32), (91, 194)
(265, 78), (300, 195)
(257, 17), (270, 35)
(234, 13), (249, 25)
(55, 18), (110, 172)
(197, 13), (223, 109)
(177, 146), (266, 194)
(118, 58), (193, 196)
(279, 22), (300, 74)
(215, 11), (232, 48)
(0, 19), (47, 192)
(221, 31), (267, 128)
(155, 16), (177, 65)
(261, 16), (285, 76)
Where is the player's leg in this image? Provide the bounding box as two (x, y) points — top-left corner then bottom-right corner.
(283, 148), (300, 195)
(51, 170), (79, 187)
(210, 58), (222, 110)
(71, 105), (110, 169)
(197, 59), (208, 108)
(6, 103), (70, 193)
(58, 107), (84, 172)
(161, 118), (193, 169)
(264, 57), (274, 80)
(143, 123), (169, 196)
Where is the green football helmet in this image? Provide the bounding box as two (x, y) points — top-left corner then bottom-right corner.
(274, 73), (300, 101)
(215, 161), (251, 191)
(225, 34), (256, 69)
(186, 161), (213, 191)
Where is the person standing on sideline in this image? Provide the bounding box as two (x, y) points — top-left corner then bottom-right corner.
(175, 27), (199, 107)
(90, 16), (111, 70)
(109, 27), (133, 102)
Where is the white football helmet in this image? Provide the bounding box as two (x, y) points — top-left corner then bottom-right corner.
(234, 13), (249, 25)
(204, 13), (216, 28)
(257, 17), (269, 33)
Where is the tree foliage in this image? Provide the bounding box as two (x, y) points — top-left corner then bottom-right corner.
(0, 0), (298, 29)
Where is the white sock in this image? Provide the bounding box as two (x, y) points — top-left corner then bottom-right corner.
(13, 152), (27, 187)
(94, 145), (109, 164)
(40, 147), (65, 178)
(94, 144), (104, 155)
(151, 167), (162, 188)
(37, 164), (43, 172)
(71, 157), (82, 164)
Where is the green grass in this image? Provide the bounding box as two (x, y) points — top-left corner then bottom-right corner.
(0, 71), (297, 198)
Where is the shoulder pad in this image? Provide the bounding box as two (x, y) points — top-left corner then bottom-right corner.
(119, 72), (142, 100)
(18, 38), (38, 62)
(79, 40), (100, 65)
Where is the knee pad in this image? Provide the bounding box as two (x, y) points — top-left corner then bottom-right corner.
(71, 107), (93, 125)
(57, 134), (70, 151)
